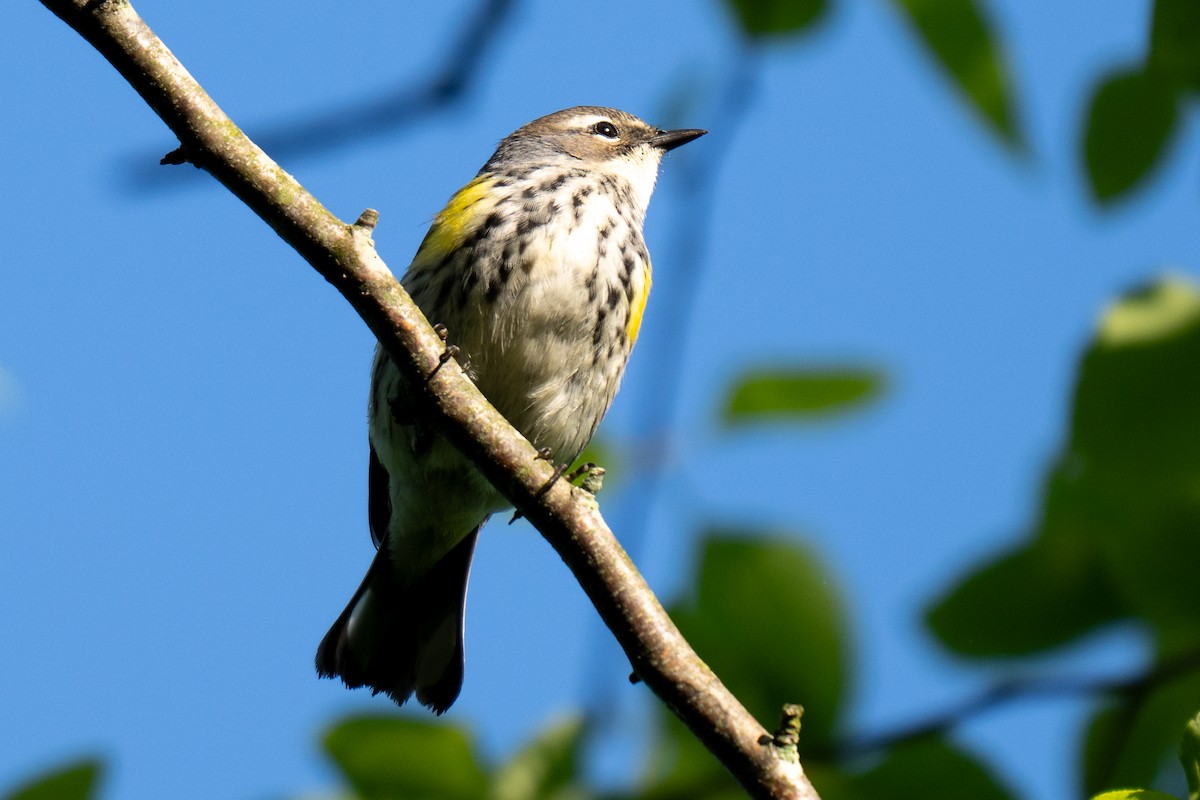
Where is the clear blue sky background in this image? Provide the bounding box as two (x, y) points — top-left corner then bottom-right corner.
(2, 1), (1197, 798)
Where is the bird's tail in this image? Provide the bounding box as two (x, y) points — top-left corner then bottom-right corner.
(315, 526), (481, 714)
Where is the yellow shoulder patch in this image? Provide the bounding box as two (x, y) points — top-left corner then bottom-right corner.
(626, 261), (652, 344)
(412, 174), (497, 268)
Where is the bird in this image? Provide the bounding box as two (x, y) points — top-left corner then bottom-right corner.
(316, 106), (706, 713)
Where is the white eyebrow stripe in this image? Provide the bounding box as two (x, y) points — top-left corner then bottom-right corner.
(573, 114), (612, 128)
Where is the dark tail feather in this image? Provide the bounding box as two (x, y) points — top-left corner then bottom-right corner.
(315, 527), (481, 714)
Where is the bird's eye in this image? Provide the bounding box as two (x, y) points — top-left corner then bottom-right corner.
(592, 121), (620, 140)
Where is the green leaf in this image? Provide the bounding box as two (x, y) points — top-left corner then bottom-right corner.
(722, 368), (883, 424)
(668, 534), (850, 743)
(1091, 791), (1181, 800)
(790, 765), (856, 800)
(2, 759), (103, 800)
(724, 0), (828, 38)
(1151, 0), (1200, 92)
(849, 737), (1017, 800)
(491, 715), (586, 800)
(929, 277), (1200, 657)
(1083, 670), (1200, 796)
(323, 715), (488, 800)
(643, 535), (849, 799)
(1082, 67), (1179, 204)
(573, 439), (613, 473)
(925, 465), (1125, 656)
(1071, 278), (1200, 631)
(888, 0), (1023, 146)
(1180, 712), (1200, 800)
(925, 538), (1117, 656)
(638, 712), (743, 799)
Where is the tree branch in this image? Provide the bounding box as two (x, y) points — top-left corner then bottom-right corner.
(35, 1), (821, 797)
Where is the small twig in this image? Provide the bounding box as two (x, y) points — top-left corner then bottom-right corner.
(762, 704), (804, 765)
(353, 208), (380, 233)
(159, 145), (198, 167)
(577, 465), (605, 495)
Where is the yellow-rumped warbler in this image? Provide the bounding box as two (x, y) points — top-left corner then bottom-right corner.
(316, 106), (705, 712)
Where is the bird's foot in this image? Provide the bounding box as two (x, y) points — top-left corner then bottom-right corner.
(428, 323), (460, 380)
(567, 462), (605, 495)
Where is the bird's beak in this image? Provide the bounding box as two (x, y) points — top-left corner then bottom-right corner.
(649, 128), (707, 152)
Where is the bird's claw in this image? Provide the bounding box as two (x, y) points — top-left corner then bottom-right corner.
(427, 324), (460, 380)
(535, 461), (568, 499)
(512, 449), (566, 515)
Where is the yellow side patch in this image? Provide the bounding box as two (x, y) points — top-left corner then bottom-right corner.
(626, 261), (652, 344)
(413, 174), (497, 267)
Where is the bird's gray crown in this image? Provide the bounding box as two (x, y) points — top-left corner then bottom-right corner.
(480, 106), (662, 172)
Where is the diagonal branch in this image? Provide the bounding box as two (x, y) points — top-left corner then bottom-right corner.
(35, 1), (821, 798)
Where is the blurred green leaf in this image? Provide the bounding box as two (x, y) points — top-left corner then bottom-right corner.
(323, 715), (488, 800)
(574, 439), (614, 474)
(1091, 791), (1181, 800)
(1070, 278), (1200, 631)
(491, 715), (586, 800)
(722, 369), (883, 424)
(925, 457), (1126, 656)
(1151, 0), (1200, 92)
(792, 765), (855, 800)
(849, 737), (1016, 800)
(929, 277), (1200, 656)
(634, 734), (746, 800)
(570, 437), (622, 494)
(1083, 670), (1200, 796)
(925, 527), (1123, 657)
(1100, 503), (1200, 635)
(1083, 67), (1178, 203)
(888, 0), (1022, 146)
(724, 0), (828, 38)
(669, 534), (850, 743)
(2, 760), (102, 800)
(643, 534), (848, 799)
(1073, 278), (1200, 476)
(1180, 712), (1200, 800)
(637, 708), (746, 799)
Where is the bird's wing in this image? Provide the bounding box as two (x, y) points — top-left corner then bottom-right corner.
(408, 173), (500, 275)
(367, 444), (391, 550)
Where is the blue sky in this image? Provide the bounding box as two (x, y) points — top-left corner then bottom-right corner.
(2, 1), (1197, 798)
